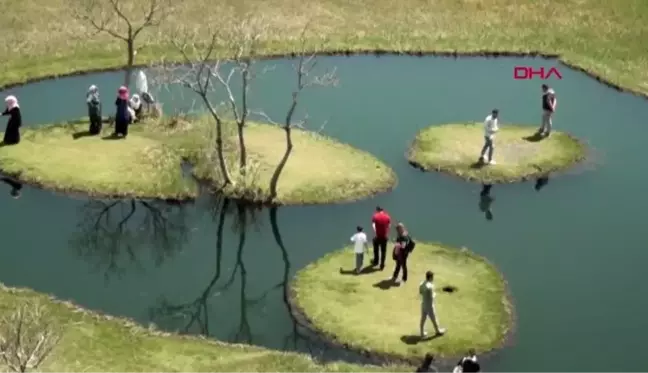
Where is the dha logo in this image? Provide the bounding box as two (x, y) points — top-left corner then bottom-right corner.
(513, 66), (563, 80)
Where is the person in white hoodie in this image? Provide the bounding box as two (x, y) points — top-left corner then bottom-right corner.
(479, 109), (499, 165)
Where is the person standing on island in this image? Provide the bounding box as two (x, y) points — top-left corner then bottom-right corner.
(538, 84), (557, 137)
(391, 222), (415, 283)
(114, 86), (132, 138)
(479, 109), (499, 165)
(415, 353), (439, 372)
(419, 271), (446, 338)
(350, 226), (368, 274)
(371, 206), (391, 270)
(86, 85), (102, 135)
(453, 349), (480, 373)
(2, 95), (22, 145)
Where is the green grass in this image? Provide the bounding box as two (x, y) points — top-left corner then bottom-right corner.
(407, 123), (587, 184)
(0, 284), (409, 372)
(292, 242), (513, 361)
(1, 0), (648, 96)
(0, 116), (396, 204)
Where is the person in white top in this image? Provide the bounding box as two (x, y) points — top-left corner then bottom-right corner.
(479, 109), (499, 165)
(350, 226), (368, 273)
(419, 271), (446, 338)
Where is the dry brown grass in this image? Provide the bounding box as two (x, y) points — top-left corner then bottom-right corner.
(1, 0), (647, 95)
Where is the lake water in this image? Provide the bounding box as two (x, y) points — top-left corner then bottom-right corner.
(1, 55), (648, 371)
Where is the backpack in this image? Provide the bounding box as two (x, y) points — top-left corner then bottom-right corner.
(406, 238), (416, 253)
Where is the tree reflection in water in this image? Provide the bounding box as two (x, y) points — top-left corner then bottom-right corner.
(149, 199), (319, 351)
(70, 199), (190, 280)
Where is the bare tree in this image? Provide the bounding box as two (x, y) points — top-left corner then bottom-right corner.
(153, 15), (267, 188)
(0, 301), (61, 372)
(71, 0), (172, 86)
(70, 199), (189, 281)
(252, 27), (338, 201)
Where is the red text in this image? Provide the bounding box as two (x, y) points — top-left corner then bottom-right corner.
(513, 66), (563, 80)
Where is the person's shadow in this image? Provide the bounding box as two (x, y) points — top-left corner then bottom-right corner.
(1, 176), (22, 199)
(535, 176), (550, 192)
(479, 184), (494, 221)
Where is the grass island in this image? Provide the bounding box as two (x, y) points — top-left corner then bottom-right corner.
(407, 123), (587, 184)
(290, 242), (514, 363)
(0, 284), (409, 372)
(0, 116), (396, 204)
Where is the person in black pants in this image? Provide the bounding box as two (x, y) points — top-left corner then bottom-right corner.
(371, 206), (391, 270)
(391, 222), (414, 283)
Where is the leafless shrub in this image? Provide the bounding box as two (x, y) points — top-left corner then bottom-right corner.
(0, 301), (61, 372)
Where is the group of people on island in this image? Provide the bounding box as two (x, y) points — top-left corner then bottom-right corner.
(0, 70), (156, 146)
(347, 206), (482, 372)
(478, 84), (557, 165)
(85, 70), (156, 138)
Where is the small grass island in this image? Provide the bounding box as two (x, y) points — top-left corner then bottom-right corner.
(407, 123), (587, 184)
(291, 242), (514, 363)
(0, 284), (409, 372)
(0, 116), (397, 204)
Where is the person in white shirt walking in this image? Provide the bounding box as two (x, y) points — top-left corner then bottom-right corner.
(479, 109), (499, 165)
(350, 226), (369, 274)
(419, 271), (446, 338)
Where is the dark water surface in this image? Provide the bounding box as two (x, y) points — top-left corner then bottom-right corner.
(1, 55), (647, 371)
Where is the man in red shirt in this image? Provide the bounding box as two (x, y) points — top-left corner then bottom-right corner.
(371, 206), (391, 270)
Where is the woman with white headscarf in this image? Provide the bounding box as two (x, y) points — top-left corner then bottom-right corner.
(2, 95), (22, 145)
(87, 85), (102, 135)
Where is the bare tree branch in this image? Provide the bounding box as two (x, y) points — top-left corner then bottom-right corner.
(0, 301), (61, 372)
(263, 23), (339, 201)
(70, 0), (172, 85)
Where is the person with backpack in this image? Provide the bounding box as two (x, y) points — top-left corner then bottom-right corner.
(391, 222), (415, 283)
(419, 270), (446, 338)
(453, 349), (480, 373)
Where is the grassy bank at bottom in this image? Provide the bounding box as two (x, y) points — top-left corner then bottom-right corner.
(0, 284), (409, 372)
(292, 242), (513, 362)
(0, 116), (396, 204)
(407, 123), (587, 184)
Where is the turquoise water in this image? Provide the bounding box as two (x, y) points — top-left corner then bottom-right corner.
(1, 55), (648, 371)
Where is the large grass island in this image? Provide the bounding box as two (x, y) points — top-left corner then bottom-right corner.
(290, 242), (514, 364)
(0, 117), (397, 204)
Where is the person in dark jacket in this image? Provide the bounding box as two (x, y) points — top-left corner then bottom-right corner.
(415, 353), (438, 372)
(453, 349), (480, 373)
(1, 176), (22, 199)
(87, 85), (102, 135)
(2, 95), (21, 145)
(114, 86), (131, 138)
(391, 222), (414, 283)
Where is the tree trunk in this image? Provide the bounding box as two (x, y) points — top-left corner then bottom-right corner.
(268, 126), (293, 201)
(237, 124), (246, 173)
(237, 66), (249, 173)
(125, 38), (135, 87)
(200, 97), (232, 185)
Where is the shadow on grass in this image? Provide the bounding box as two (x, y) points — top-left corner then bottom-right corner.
(72, 131), (98, 140)
(523, 132), (545, 142)
(339, 265), (380, 276)
(102, 133), (123, 140)
(372, 278), (400, 290)
(400, 333), (441, 345)
(470, 161), (485, 169)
